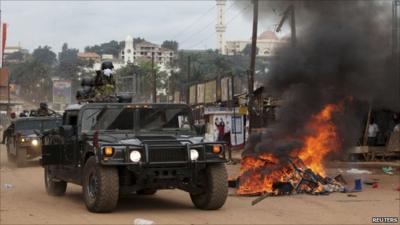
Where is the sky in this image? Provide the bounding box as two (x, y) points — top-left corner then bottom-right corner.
(0, 0), (284, 53)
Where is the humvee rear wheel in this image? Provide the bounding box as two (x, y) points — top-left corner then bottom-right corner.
(83, 156), (119, 213)
(137, 189), (157, 195)
(16, 148), (27, 167)
(190, 164), (228, 210)
(44, 166), (67, 196)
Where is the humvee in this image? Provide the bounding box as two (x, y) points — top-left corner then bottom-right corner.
(5, 116), (62, 167)
(41, 103), (228, 213)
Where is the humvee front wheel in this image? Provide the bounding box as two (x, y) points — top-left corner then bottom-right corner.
(190, 164), (228, 210)
(83, 156), (119, 213)
(44, 166), (67, 196)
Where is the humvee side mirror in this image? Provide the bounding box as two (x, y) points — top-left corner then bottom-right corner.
(60, 125), (74, 138)
(194, 124), (205, 135)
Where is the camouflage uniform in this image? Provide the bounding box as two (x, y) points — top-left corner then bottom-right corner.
(37, 108), (52, 117)
(37, 103), (52, 117)
(93, 65), (117, 102)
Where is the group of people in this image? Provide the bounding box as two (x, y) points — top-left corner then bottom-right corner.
(367, 113), (400, 146)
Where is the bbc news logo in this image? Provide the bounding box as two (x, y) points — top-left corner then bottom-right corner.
(372, 217), (399, 223)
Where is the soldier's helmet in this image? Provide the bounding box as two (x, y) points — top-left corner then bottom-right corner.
(40, 102), (48, 109)
(101, 61), (114, 70)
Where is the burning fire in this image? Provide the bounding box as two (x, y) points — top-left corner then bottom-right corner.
(238, 102), (344, 195)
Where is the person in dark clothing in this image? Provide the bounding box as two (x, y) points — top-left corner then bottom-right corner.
(215, 118), (225, 141)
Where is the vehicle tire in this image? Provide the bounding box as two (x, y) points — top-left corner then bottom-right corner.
(16, 147), (27, 167)
(83, 156), (119, 213)
(44, 166), (67, 196)
(137, 189), (157, 195)
(190, 164), (228, 210)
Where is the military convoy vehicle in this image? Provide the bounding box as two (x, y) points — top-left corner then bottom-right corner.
(5, 116), (62, 167)
(41, 103), (228, 213)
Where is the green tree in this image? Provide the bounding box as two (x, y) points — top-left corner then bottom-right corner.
(161, 40), (179, 52)
(58, 43), (80, 78)
(32, 45), (56, 65)
(84, 40), (123, 57)
(241, 44), (259, 56)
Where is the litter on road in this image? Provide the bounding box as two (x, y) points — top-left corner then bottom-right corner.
(346, 168), (372, 174)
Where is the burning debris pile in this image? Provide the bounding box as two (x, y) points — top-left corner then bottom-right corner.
(232, 0), (398, 199)
(237, 103), (345, 196)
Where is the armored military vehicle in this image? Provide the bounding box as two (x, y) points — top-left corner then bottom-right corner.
(5, 116), (62, 167)
(42, 103), (228, 213)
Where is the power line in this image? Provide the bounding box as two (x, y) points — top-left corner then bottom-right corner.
(169, 4), (217, 41)
(186, 3), (252, 50)
(178, 2), (236, 47)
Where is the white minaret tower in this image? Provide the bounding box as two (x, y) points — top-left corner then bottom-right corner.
(216, 0), (227, 54)
(124, 35), (134, 64)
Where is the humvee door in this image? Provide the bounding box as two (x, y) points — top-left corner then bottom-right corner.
(42, 144), (64, 165)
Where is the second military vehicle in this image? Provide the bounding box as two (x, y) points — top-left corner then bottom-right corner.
(5, 116), (62, 167)
(42, 103), (228, 213)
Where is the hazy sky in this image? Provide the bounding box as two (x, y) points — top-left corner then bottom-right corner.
(1, 0), (283, 53)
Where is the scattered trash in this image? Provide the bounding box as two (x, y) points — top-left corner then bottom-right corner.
(3, 184), (13, 190)
(334, 174), (347, 185)
(364, 180), (379, 188)
(134, 218), (154, 225)
(364, 180), (375, 185)
(252, 192), (273, 206)
(347, 194), (357, 197)
(346, 168), (371, 174)
(353, 179), (362, 192)
(382, 167), (394, 175)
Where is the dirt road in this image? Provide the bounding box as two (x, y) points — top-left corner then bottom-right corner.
(1, 145), (399, 225)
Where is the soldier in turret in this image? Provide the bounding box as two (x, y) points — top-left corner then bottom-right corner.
(93, 61), (117, 102)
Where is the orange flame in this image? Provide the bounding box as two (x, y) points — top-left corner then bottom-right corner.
(237, 102), (344, 195)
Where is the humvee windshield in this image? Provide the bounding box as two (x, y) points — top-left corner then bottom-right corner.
(15, 119), (61, 134)
(15, 121), (42, 131)
(81, 106), (193, 133)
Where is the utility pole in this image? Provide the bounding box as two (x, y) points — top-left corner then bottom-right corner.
(187, 56), (191, 104)
(152, 52), (156, 103)
(394, 0), (400, 80)
(276, 5), (296, 48)
(248, 0), (258, 134)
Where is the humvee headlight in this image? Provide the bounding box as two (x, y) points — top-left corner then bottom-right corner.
(129, 150), (141, 162)
(31, 139), (39, 146)
(103, 146), (114, 157)
(190, 149), (199, 161)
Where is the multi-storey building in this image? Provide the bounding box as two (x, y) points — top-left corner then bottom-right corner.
(224, 31), (288, 57)
(120, 35), (175, 66)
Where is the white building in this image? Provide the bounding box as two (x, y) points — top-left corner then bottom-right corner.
(224, 31), (288, 57)
(120, 35), (175, 66)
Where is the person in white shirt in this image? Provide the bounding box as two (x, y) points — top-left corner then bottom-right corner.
(367, 118), (379, 146)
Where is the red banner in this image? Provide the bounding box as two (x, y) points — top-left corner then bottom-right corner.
(1, 23), (7, 57)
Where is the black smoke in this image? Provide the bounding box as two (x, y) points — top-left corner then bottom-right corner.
(237, 0), (399, 158)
